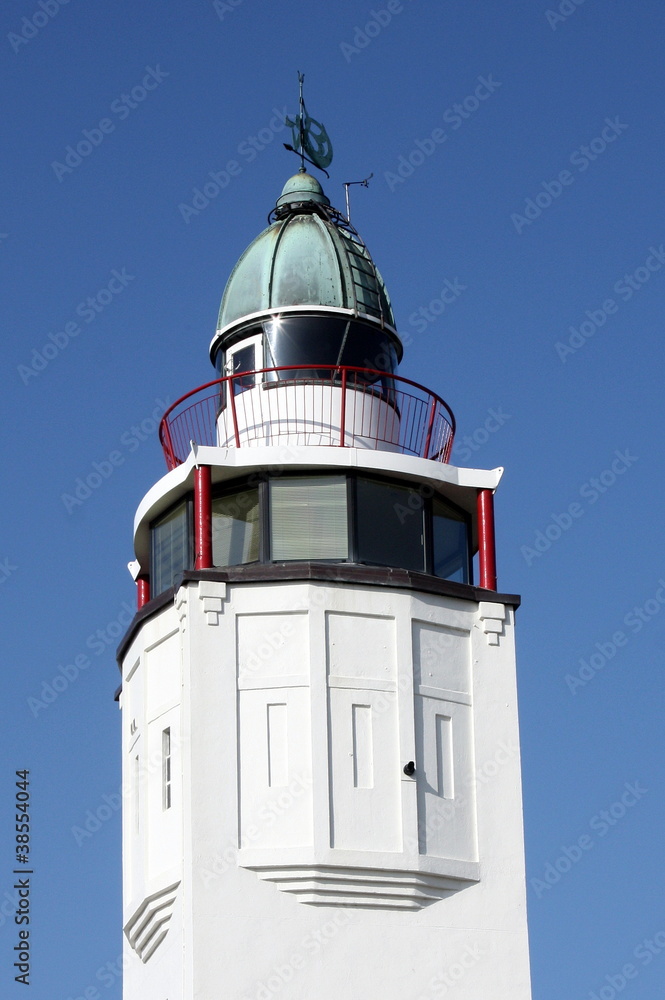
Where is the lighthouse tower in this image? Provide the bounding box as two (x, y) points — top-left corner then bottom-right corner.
(117, 166), (532, 999)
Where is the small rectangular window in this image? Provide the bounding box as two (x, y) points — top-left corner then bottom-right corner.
(232, 344), (256, 394)
(151, 501), (192, 596)
(212, 488), (260, 566)
(162, 729), (172, 811)
(270, 477), (348, 560)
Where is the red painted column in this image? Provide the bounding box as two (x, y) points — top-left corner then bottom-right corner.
(477, 489), (497, 591)
(194, 465), (213, 570)
(137, 576), (150, 610)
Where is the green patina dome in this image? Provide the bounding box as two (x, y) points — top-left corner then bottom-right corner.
(215, 171), (396, 339)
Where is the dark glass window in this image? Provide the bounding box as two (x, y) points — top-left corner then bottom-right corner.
(433, 498), (469, 583)
(150, 501), (192, 596)
(270, 476), (348, 560)
(263, 315), (397, 382)
(231, 344), (256, 394)
(212, 488), (260, 566)
(355, 477), (426, 572)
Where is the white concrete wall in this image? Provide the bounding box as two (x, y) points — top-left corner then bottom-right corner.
(120, 576), (531, 1000)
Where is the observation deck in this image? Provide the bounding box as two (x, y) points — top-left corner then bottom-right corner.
(159, 365), (456, 471)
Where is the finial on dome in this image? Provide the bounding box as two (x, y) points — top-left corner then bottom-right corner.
(275, 171), (331, 210)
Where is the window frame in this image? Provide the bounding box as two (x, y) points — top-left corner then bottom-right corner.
(148, 472), (472, 590)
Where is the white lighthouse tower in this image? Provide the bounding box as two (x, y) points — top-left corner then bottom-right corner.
(117, 159), (532, 999)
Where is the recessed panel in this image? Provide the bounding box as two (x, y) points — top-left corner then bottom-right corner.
(237, 613), (308, 686)
(326, 612), (396, 683)
(238, 688), (313, 849)
(414, 697), (477, 862)
(328, 688), (401, 852)
(145, 631), (181, 721)
(412, 621), (470, 695)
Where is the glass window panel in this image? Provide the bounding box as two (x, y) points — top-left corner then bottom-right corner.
(232, 344), (255, 394)
(263, 315), (397, 381)
(432, 498), (469, 583)
(212, 488), (260, 566)
(356, 478), (425, 572)
(270, 477), (348, 560)
(151, 502), (191, 596)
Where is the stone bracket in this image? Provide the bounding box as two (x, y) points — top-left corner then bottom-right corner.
(478, 601), (507, 646)
(124, 880), (180, 963)
(198, 581), (227, 625)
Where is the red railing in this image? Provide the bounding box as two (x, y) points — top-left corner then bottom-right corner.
(159, 366), (456, 470)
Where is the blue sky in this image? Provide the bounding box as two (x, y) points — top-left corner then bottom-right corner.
(1, 1), (664, 997)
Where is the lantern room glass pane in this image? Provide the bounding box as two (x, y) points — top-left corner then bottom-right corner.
(212, 488), (260, 566)
(270, 477), (348, 560)
(151, 501), (192, 596)
(432, 498), (469, 583)
(263, 315), (397, 381)
(356, 478), (425, 572)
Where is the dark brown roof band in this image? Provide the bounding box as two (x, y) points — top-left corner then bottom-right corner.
(114, 563), (521, 689)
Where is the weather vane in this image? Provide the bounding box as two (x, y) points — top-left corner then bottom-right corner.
(284, 72), (333, 177)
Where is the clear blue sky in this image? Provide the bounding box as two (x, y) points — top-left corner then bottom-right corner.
(1, 2), (664, 997)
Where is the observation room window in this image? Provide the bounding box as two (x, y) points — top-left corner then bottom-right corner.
(148, 474), (471, 597)
(150, 501), (192, 596)
(432, 498), (469, 584)
(212, 487), (260, 567)
(270, 476), (348, 561)
(356, 477), (426, 573)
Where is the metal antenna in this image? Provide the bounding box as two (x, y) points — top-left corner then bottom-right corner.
(297, 72), (306, 171)
(344, 173), (373, 222)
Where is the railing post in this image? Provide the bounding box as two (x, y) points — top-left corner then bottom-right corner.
(137, 576), (150, 610)
(477, 489), (497, 591)
(423, 399), (437, 460)
(228, 377), (241, 448)
(339, 368), (347, 447)
(194, 465), (213, 570)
